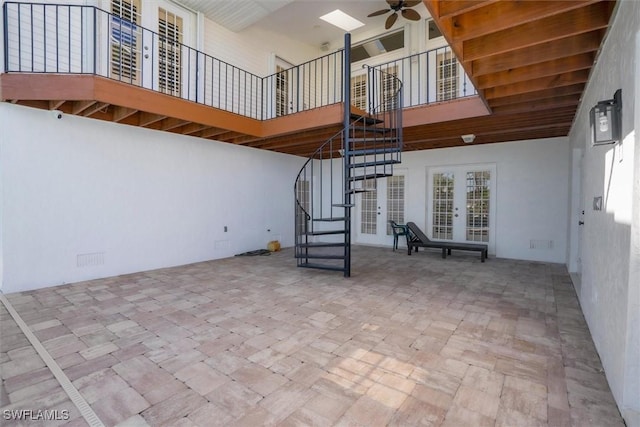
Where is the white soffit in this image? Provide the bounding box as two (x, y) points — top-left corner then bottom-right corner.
(176, 0), (295, 32)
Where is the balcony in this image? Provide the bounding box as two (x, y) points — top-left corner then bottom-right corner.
(1, 2), (490, 156)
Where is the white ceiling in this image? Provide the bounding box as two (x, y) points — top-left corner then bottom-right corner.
(177, 0), (430, 49)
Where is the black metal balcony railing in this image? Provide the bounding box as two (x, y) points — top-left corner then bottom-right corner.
(372, 48), (477, 108)
(2, 2), (475, 121)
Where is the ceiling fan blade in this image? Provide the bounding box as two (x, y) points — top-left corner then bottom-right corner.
(402, 9), (421, 21)
(403, 0), (422, 7)
(386, 0), (401, 8)
(368, 9), (390, 17)
(385, 13), (398, 29)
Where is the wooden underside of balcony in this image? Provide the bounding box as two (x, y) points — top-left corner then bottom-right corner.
(1, 73), (571, 157)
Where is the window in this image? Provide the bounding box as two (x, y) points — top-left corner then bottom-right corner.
(466, 171), (490, 242)
(381, 65), (399, 111)
(386, 176), (405, 235)
(437, 51), (458, 101)
(351, 30), (404, 63)
(110, 0), (141, 84)
(296, 180), (310, 235)
(427, 19), (443, 40)
(432, 172), (454, 239)
(275, 65), (289, 117)
(351, 73), (367, 111)
(360, 180), (377, 234)
(158, 7), (183, 96)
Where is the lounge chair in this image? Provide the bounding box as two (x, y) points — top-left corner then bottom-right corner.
(406, 222), (488, 262)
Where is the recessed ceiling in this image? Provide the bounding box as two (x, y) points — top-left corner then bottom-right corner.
(180, 0), (430, 49)
(176, 0), (295, 32)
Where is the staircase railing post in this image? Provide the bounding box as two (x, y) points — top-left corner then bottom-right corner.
(343, 32), (351, 278)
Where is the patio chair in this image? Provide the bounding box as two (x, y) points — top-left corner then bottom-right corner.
(388, 220), (409, 251)
(406, 222), (488, 262)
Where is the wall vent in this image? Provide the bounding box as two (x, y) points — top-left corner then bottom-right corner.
(529, 240), (553, 250)
(77, 252), (105, 267)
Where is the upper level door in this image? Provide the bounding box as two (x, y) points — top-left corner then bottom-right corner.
(427, 164), (496, 254)
(109, 0), (194, 97)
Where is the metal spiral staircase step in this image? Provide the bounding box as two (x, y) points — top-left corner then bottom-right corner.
(349, 159), (401, 168)
(295, 253), (346, 260)
(297, 242), (347, 248)
(349, 147), (402, 156)
(345, 188), (374, 194)
(349, 113), (383, 125)
(313, 217), (346, 222)
(351, 173), (393, 181)
(304, 229), (345, 236)
(351, 126), (394, 133)
(350, 137), (399, 143)
(297, 263), (346, 272)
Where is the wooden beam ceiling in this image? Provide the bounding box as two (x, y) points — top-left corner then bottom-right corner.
(423, 0), (617, 146)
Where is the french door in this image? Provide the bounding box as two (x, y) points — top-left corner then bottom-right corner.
(110, 0), (193, 97)
(355, 172), (406, 246)
(273, 56), (307, 116)
(427, 164), (496, 254)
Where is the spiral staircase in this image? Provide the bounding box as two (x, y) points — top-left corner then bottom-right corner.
(294, 34), (403, 277)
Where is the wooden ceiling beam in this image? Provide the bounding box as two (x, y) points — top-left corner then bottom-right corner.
(200, 127), (228, 138)
(82, 102), (110, 117)
(403, 113), (576, 143)
(472, 30), (603, 77)
(404, 122), (572, 146)
(462, 2), (613, 62)
(247, 128), (343, 150)
(476, 53), (594, 89)
(72, 100), (96, 115)
(490, 94), (582, 114)
(49, 100), (66, 110)
(139, 112), (166, 127)
(488, 83), (585, 107)
(180, 123), (209, 135)
(210, 131), (241, 142)
(160, 117), (188, 131)
(449, 0), (600, 41)
(436, 0), (498, 18)
(113, 106), (137, 122)
(484, 70), (589, 99)
(405, 126), (571, 151)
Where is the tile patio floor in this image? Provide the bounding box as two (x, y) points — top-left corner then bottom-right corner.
(0, 246), (624, 426)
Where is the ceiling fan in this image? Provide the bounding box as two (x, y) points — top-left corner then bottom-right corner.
(368, 0), (422, 30)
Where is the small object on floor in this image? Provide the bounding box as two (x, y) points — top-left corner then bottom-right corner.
(235, 249), (271, 256)
(267, 240), (281, 251)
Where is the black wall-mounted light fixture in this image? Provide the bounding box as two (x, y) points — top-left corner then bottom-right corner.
(590, 89), (622, 146)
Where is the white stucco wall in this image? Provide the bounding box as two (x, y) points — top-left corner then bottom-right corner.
(397, 137), (570, 263)
(567, 0), (640, 424)
(0, 103), (303, 294)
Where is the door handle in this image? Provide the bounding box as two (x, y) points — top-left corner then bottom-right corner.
(454, 214), (459, 217)
(578, 221), (584, 225)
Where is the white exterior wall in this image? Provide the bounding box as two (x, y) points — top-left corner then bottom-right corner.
(399, 138), (570, 263)
(567, 0), (640, 424)
(202, 16), (320, 77)
(0, 103), (303, 294)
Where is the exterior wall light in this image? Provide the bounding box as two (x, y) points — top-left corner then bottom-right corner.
(590, 89), (621, 146)
(461, 134), (475, 143)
